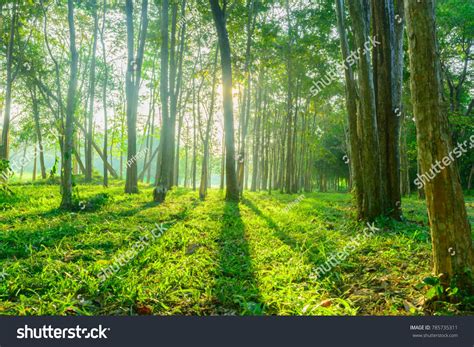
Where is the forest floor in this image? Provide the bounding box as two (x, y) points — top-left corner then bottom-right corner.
(0, 180), (473, 316)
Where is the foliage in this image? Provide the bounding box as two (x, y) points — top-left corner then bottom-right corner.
(0, 181), (472, 315)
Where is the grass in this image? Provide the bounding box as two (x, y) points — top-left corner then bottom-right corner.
(0, 180), (473, 316)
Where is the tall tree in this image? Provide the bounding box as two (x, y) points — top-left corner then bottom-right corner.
(61, 0), (79, 209)
(199, 46), (219, 200)
(371, 0), (403, 219)
(404, 0), (474, 292)
(0, 3), (17, 160)
(335, 0), (364, 218)
(237, 0), (256, 195)
(347, 0), (383, 220)
(209, 0), (239, 201)
(125, 0), (148, 194)
(85, 0), (99, 182)
(101, 0), (109, 187)
(154, 0), (171, 202)
(31, 85), (47, 179)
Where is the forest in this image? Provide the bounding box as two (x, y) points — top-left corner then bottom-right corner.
(0, 0), (473, 316)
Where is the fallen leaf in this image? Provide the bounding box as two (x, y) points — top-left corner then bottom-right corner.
(136, 304), (153, 315)
(320, 299), (332, 308)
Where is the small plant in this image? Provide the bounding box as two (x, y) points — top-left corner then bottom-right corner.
(420, 276), (459, 302)
(49, 157), (59, 181)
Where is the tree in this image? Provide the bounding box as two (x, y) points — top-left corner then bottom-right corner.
(0, 2), (17, 160)
(101, 0), (109, 187)
(347, 0), (383, 220)
(209, 0), (239, 201)
(371, 0), (403, 220)
(153, 0), (171, 202)
(61, 0), (79, 209)
(125, 0), (148, 194)
(404, 0), (474, 293)
(335, 0), (363, 217)
(85, 0), (99, 182)
(199, 46), (219, 200)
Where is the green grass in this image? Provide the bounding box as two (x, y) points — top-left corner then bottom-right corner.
(0, 181), (473, 316)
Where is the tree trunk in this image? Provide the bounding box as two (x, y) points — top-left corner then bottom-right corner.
(209, 0), (239, 201)
(405, 0), (474, 292)
(199, 46), (219, 200)
(0, 3), (17, 160)
(31, 86), (47, 179)
(371, 0), (402, 219)
(347, 0), (383, 220)
(125, 0), (148, 194)
(154, 0), (171, 202)
(101, 0), (108, 187)
(85, 0), (99, 182)
(60, 0), (79, 209)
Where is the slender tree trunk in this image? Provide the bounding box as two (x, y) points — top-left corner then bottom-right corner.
(101, 0), (109, 187)
(19, 144), (27, 180)
(284, 0), (293, 194)
(1, 3), (17, 160)
(60, 0), (79, 209)
(31, 86), (47, 179)
(125, 0), (148, 194)
(154, 0), (171, 202)
(335, 0), (364, 218)
(85, 0), (99, 182)
(199, 46), (219, 200)
(468, 165), (474, 191)
(33, 142), (37, 181)
(220, 132), (225, 190)
(209, 0), (239, 201)
(237, 0), (256, 195)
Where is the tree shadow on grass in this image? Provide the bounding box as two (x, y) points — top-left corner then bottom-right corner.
(212, 201), (263, 315)
(114, 201), (160, 217)
(0, 222), (86, 260)
(242, 197), (336, 266)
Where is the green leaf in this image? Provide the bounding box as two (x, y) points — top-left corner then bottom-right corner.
(426, 287), (437, 300)
(423, 276), (439, 286)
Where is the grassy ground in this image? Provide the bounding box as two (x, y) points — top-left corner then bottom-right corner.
(0, 180), (473, 316)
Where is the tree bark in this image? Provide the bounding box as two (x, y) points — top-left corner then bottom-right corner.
(85, 0), (99, 182)
(209, 0), (239, 201)
(60, 0), (79, 209)
(31, 86), (47, 179)
(371, 0), (402, 219)
(0, 3), (17, 160)
(100, 0), (108, 187)
(404, 0), (474, 292)
(125, 0), (148, 194)
(347, 0), (383, 220)
(154, 0), (171, 202)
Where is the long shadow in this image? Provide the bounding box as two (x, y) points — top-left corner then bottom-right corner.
(212, 201), (263, 315)
(97, 199), (203, 293)
(114, 201), (160, 217)
(7, 193), (112, 222)
(242, 197), (336, 266)
(0, 221), (88, 260)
